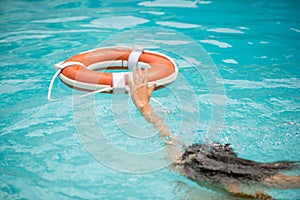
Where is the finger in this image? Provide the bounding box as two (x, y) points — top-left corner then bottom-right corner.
(125, 74), (133, 90)
(137, 66), (143, 84)
(144, 68), (148, 84)
(132, 67), (138, 85)
(148, 84), (156, 94)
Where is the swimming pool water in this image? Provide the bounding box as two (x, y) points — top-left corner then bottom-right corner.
(1, 0), (299, 199)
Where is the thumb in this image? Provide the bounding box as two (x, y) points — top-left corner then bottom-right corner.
(148, 84), (156, 94)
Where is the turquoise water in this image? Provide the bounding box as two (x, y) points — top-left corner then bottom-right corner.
(1, 0), (300, 199)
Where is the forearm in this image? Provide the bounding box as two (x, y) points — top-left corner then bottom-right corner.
(139, 103), (173, 138)
(139, 102), (183, 162)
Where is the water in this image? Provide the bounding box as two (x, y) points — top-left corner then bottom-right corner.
(1, 0), (299, 199)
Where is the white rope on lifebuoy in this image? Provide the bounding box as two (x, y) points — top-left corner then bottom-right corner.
(47, 61), (113, 101)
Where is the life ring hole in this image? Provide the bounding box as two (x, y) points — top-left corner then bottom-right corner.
(87, 60), (151, 73)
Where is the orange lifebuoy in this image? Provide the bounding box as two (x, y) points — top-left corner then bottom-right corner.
(49, 46), (178, 96)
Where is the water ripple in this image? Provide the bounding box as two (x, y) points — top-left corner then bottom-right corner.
(200, 39), (232, 48)
(138, 0), (199, 8)
(156, 21), (201, 29)
(32, 16), (90, 23)
(81, 16), (149, 29)
(207, 28), (245, 34)
(223, 78), (300, 89)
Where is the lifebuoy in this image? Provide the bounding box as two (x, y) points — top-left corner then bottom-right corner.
(48, 46), (178, 100)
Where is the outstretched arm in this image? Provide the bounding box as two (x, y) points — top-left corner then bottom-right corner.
(126, 67), (183, 163)
(126, 67), (176, 144)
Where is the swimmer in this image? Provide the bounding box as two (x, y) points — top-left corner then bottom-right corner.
(125, 67), (300, 199)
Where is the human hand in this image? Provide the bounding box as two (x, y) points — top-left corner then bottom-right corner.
(126, 67), (156, 114)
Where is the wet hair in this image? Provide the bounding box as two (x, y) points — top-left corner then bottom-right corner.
(181, 143), (294, 185)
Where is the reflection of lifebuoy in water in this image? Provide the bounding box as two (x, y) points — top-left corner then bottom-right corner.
(50, 46), (178, 95)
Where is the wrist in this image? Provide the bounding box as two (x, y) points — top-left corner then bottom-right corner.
(139, 103), (151, 114)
